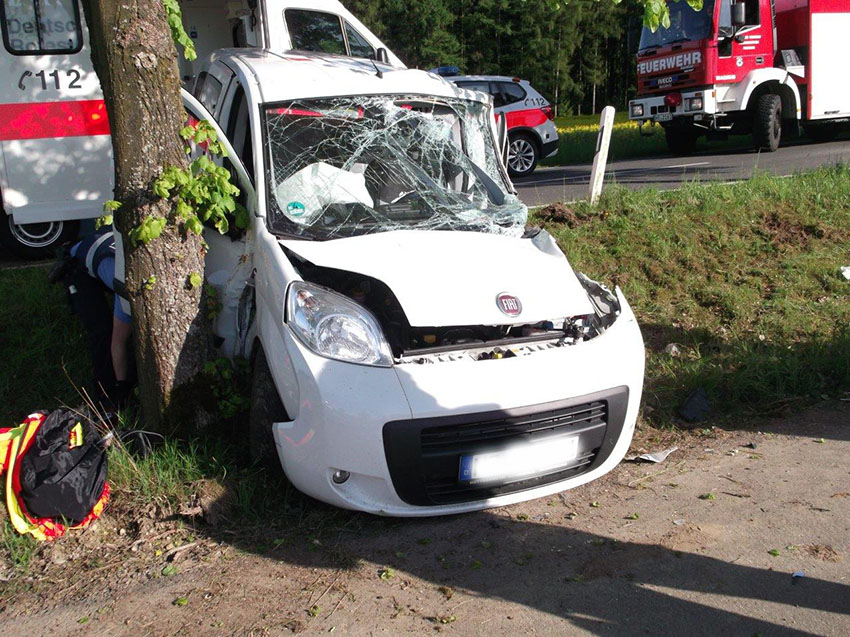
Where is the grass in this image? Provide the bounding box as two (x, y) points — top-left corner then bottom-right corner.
(0, 264), (88, 426)
(534, 164), (850, 421)
(544, 112), (749, 166)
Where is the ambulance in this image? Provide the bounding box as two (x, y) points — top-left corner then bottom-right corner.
(0, 0), (402, 257)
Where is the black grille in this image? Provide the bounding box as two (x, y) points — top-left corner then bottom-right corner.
(383, 387), (630, 506)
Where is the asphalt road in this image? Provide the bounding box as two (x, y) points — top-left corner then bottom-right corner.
(515, 135), (850, 207)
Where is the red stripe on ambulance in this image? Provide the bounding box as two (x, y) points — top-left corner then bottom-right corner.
(0, 100), (110, 141)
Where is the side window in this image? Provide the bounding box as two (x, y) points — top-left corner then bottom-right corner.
(285, 9), (345, 56)
(1, 0), (82, 55)
(499, 82), (527, 105)
(455, 81), (490, 94)
(490, 85), (506, 109)
(224, 84), (254, 187)
(344, 21), (374, 59)
(199, 75), (223, 117)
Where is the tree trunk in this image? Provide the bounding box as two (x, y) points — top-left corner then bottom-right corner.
(81, 0), (210, 433)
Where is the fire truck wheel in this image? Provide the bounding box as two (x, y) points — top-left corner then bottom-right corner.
(507, 133), (539, 177)
(664, 126), (698, 156)
(0, 216), (79, 260)
(754, 94), (782, 152)
(248, 344), (287, 469)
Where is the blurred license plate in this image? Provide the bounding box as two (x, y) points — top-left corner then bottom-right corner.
(655, 112), (673, 122)
(459, 437), (579, 483)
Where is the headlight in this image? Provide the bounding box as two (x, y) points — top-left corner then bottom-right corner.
(686, 97), (703, 112)
(630, 103), (644, 118)
(286, 281), (393, 367)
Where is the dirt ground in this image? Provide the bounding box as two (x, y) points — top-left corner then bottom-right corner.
(1, 401), (848, 636)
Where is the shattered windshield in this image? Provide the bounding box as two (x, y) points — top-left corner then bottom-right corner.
(639, 0), (715, 51)
(263, 95), (527, 240)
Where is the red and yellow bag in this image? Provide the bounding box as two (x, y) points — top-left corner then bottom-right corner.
(0, 411), (109, 542)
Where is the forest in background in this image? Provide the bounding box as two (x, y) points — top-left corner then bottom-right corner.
(344, 0), (645, 116)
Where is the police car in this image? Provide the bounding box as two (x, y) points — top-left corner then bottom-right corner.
(448, 75), (559, 178)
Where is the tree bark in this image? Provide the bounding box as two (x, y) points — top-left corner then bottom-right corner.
(81, 0), (210, 432)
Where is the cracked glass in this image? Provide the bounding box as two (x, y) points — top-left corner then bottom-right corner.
(263, 95), (527, 240)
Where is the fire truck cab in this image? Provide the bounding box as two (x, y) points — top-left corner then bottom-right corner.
(628, 0), (850, 155)
(0, 0), (402, 257)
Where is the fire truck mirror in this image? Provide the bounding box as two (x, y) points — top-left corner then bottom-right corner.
(732, 1), (746, 28)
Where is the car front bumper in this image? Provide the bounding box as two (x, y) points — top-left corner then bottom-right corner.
(271, 289), (644, 516)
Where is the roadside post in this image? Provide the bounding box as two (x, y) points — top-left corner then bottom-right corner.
(589, 106), (615, 204)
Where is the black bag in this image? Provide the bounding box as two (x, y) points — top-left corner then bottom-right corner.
(17, 410), (108, 526)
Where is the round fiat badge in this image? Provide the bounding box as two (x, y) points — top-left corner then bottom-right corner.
(496, 293), (522, 317)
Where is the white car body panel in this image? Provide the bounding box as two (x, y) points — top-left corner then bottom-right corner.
(280, 230), (594, 327)
(809, 12), (850, 120)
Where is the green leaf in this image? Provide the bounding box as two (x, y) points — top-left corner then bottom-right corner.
(699, 493), (716, 501)
(188, 272), (202, 289)
(95, 214), (113, 230)
(185, 215), (203, 235)
(768, 549), (780, 557)
(128, 216), (167, 246)
(102, 200), (121, 212)
(308, 604), (321, 617)
(214, 215), (229, 235)
(144, 275), (157, 291)
(163, 0), (196, 61)
(173, 596), (189, 607)
(161, 564), (177, 577)
(378, 567), (395, 580)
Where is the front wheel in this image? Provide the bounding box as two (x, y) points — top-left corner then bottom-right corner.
(248, 345), (288, 469)
(0, 216), (79, 260)
(753, 94), (782, 152)
(507, 133), (539, 178)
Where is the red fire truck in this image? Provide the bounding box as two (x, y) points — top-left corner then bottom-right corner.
(628, 0), (850, 154)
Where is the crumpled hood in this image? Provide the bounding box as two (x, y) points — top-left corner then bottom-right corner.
(280, 230), (594, 326)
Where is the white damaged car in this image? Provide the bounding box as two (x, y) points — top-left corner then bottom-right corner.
(181, 49), (645, 516)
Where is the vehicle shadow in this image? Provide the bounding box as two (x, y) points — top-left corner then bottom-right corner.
(641, 321), (850, 441)
(197, 503), (849, 634)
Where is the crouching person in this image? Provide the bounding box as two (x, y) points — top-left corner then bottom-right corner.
(50, 227), (134, 408)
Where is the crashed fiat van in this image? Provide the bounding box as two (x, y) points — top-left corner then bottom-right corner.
(181, 48), (645, 516)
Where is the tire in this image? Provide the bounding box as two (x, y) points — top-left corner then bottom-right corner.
(804, 124), (839, 143)
(248, 345), (288, 469)
(753, 94), (782, 152)
(664, 125), (698, 155)
(507, 133), (539, 178)
(0, 215), (79, 260)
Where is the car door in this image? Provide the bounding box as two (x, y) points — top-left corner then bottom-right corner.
(185, 86), (258, 356)
(114, 88), (256, 356)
